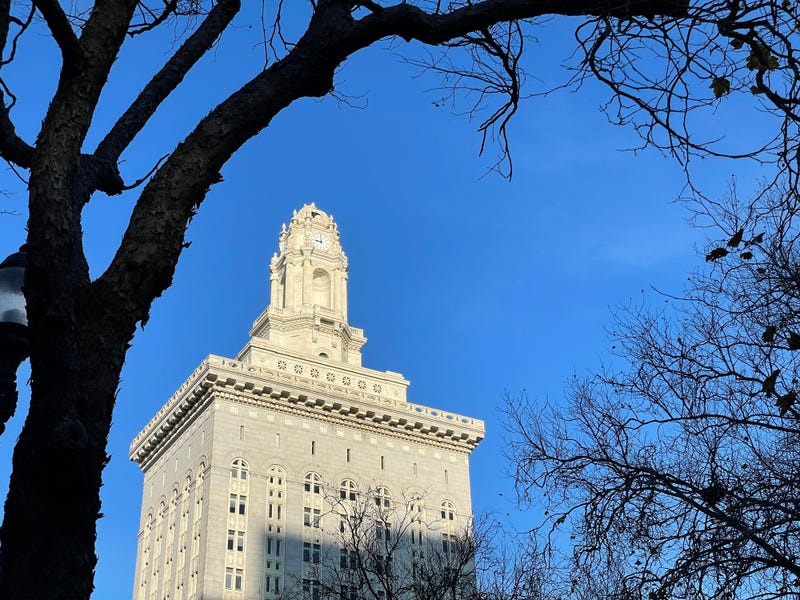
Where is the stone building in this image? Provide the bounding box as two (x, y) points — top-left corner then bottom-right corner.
(129, 204), (485, 600)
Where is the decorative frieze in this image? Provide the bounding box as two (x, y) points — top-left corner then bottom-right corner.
(130, 354), (484, 467)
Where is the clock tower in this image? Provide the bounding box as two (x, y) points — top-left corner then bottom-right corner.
(130, 203), (485, 600)
(239, 203), (366, 366)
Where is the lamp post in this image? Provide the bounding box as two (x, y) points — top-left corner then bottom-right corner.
(0, 247), (28, 435)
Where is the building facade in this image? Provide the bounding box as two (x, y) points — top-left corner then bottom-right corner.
(130, 204), (485, 600)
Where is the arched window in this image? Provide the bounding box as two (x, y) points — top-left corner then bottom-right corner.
(267, 465), (287, 520)
(196, 461), (207, 484)
(267, 464), (286, 486)
(339, 479), (357, 501)
(169, 489), (179, 533)
(230, 458), (249, 480)
(304, 472), (322, 494)
(374, 487), (391, 509)
(409, 495), (425, 523)
(180, 477), (191, 535)
(440, 500), (455, 521)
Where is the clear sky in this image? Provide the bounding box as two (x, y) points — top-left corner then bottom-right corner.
(0, 4), (769, 598)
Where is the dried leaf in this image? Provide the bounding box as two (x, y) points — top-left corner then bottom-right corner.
(705, 247), (729, 261)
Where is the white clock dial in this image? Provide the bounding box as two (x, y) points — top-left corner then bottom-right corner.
(312, 232), (331, 251)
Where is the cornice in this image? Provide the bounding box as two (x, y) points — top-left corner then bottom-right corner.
(130, 355), (485, 469)
(249, 308), (365, 341)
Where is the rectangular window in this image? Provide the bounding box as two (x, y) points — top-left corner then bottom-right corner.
(413, 462), (418, 476)
(339, 516), (356, 534)
(339, 549), (357, 570)
(236, 531), (245, 552)
(303, 542), (321, 564)
(340, 585), (358, 600)
(346, 448), (351, 462)
(303, 507), (321, 528)
(442, 533), (455, 556)
(227, 494), (246, 514)
(375, 555), (392, 577)
(444, 469), (449, 484)
(266, 537), (282, 557)
(376, 521), (391, 542)
(227, 529), (235, 551)
(311, 440), (315, 455)
(276, 433), (280, 447)
(302, 579), (320, 600)
(224, 567), (233, 590)
(239, 425), (245, 440)
(265, 575), (281, 594)
(380, 455), (384, 470)
(234, 568), (243, 591)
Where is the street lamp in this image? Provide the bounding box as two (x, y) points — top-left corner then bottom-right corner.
(0, 247), (28, 435)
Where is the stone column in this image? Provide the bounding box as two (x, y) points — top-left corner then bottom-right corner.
(302, 255), (312, 307)
(269, 270), (279, 309)
(341, 269), (348, 322)
(284, 260), (295, 309)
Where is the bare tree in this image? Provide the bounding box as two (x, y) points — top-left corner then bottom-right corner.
(0, 1), (798, 598)
(281, 485), (478, 600)
(506, 181), (800, 600)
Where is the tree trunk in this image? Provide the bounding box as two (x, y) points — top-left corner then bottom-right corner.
(0, 189), (135, 599)
(0, 315), (129, 600)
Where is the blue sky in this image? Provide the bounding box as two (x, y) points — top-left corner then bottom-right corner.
(0, 5), (770, 597)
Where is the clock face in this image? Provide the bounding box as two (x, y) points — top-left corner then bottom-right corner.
(312, 232), (331, 251)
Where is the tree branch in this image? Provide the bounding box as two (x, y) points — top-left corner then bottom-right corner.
(0, 90), (33, 167)
(95, 0), (241, 164)
(351, 0), (688, 46)
(92, 0), (690, 341)
(0, 1), (33, 168)
(32, 0), (81, 64)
